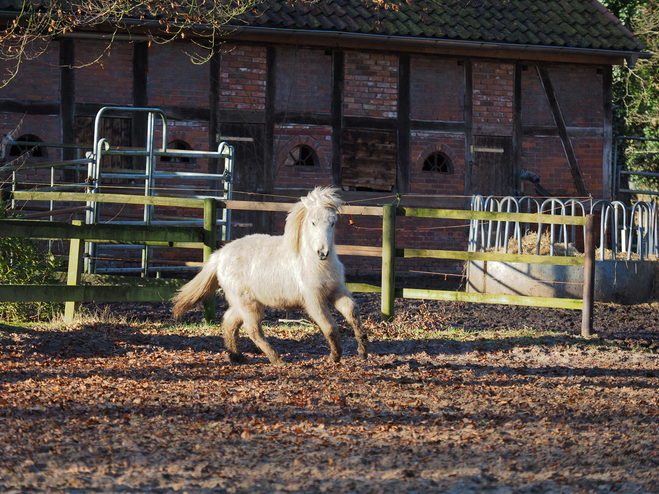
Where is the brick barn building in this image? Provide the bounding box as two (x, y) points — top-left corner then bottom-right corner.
(0, 0), (649, 280)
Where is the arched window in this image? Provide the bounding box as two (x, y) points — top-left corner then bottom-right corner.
(161, 140), (193, 163)
(422, 152), (452, 173)
(285, 145), (318, 167)
(9, 134), (46, 158)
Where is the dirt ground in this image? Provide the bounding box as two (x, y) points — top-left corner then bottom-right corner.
(1, 294), (659, 493)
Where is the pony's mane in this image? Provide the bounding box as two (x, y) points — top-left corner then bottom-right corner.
(285, 187), (343, 255)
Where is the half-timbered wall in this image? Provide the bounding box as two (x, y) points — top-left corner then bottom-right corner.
(0, 36), (613, 279)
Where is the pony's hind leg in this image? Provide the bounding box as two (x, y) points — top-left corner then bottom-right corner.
(333, 290), (368, 360)
(223, 307), (247, 364)
(242, 303), (285, 366)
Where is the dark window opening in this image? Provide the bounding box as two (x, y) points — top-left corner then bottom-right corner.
(286, 145), (318, 167)
(161, 140), (193, 163)
(423, 152), (452, 173)
(9, 134), (46, 158)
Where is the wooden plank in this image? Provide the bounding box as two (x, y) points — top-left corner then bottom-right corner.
(52, 272), (187, 287)
(203, 198), (217, 323)
(342, 128), (397, 191)
(1, 219), (203, 243)
(340, 205), (383, 217)
(398, 248), (585, 266)
(64, 224), (84, 321)
(381, 205), (396, 321)
(346, 283), (381, 294)
(13, 191), (205, 208)
(396, 288), (583, 310)
(397, 207), (587, 226)
(0, 285), (179, 303)
(335, 245), (382, 257)
(536, 66), (588, 197)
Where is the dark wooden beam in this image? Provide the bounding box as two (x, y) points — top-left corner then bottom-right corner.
(331, 50), (344, 186)
(274, 111), (332, 126)
(602, 65), (613, 200)
(132, 42), (149, 150)
(463, 60), (474, 201)
(410, 120), (465, 133)
(512, 62), (523, 193)
(264, 46), (276, 194)
(397, 54), (411, 194)
(0, 99), (59, 115)
(522, 126), (604, 138)
(343, 116), (398, 131)
(536, 65), (588, 197)
(208, 46), (221, 189)
(59, 38), (75, 172)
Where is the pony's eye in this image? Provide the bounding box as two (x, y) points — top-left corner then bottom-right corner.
(330, 221), (335, 227)
(311, 221), (316, 226)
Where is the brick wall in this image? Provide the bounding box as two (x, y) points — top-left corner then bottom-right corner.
(220, 44), (266, 110)
(473, 62), (514, 126)
(521, 137), (604, 197)
(148, 43), (209, 108)
(275, 47), (331, 114)
(410, 56), (463, 121)
(0, 44), (59, 101)
(344, 52), (397, 117)
(523, 65), (604, 127)
(273, 125), (332, 189)
(410, 133), (465, 195)
(74, 40), (132, 105)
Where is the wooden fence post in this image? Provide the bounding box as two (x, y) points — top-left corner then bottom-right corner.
(202, 198), (217, 323)
(64, 220), (84, 322)
(381, 204), (396, 321)
(582, 214), (596, 336)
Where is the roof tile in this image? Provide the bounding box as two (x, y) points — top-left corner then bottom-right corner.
(0, 0), (644, 54)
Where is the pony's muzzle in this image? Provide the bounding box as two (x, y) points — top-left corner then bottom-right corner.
(317, 248), (329, 260)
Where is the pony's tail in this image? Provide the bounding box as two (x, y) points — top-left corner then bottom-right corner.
(171, 254), (220, 319)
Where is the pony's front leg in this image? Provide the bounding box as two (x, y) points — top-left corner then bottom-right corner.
(333, 291), (368, 360)
(306, 302), (342, 363)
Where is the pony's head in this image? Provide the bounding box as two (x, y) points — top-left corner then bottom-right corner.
(286, 187), (343, 259)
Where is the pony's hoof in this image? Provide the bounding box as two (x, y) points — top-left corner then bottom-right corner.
(229, 353), (248, 365)
(359, 352), (368, 360)
(271, 358), (285, 366)
(329, 353), (342, 363)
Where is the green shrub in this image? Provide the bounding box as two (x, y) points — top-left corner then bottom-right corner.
(0, 201), (63, 320)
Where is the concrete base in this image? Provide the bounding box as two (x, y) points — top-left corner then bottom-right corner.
(466, 260), (656, 305)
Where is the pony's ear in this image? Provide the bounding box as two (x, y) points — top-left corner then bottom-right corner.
(284, 200), (306, 255)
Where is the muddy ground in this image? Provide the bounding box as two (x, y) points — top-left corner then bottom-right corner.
(1, 294), (659, 493)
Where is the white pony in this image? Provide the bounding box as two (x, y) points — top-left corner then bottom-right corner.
(172, 187), (368, 365)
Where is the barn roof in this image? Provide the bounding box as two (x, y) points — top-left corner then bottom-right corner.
(0, 0), (649, 59)
(238, 0), (645, 55)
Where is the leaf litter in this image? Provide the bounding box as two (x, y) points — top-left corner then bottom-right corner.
(1, 294), (658, 493)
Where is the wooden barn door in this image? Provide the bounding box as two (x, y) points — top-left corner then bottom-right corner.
(341, 128), (397, 191)
(470, 135), (514, 197)
(75, 116), (132, 170)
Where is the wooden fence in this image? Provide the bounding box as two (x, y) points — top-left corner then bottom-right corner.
(1, 191), (595, 334)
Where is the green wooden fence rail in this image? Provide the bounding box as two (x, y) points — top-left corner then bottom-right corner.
(379, 205), (596, 336)
(1, 195), (218, 321)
